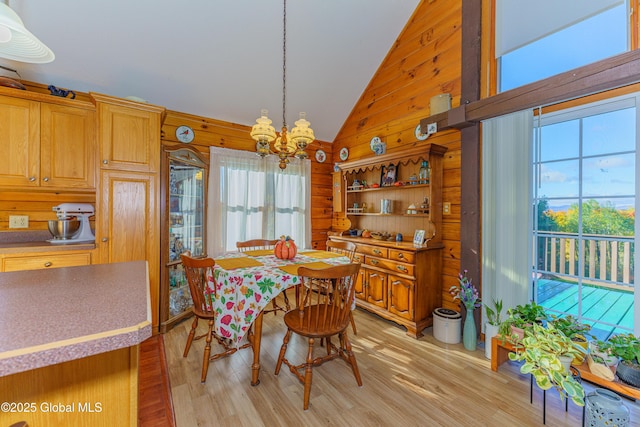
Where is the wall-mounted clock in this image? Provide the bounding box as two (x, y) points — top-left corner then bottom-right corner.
(176, 125), (195, 143)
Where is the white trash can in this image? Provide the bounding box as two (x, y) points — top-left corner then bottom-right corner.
(433, 308), (461, 344)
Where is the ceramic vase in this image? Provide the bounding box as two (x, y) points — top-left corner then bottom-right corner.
(463, 307), (477, 351)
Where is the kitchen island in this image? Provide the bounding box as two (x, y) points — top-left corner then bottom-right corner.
(0, 261), (151, 426)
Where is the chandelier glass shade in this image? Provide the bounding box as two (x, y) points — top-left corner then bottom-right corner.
(250, 0), (314, 170)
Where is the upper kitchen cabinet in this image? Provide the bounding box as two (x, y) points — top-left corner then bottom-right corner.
(0, 94), (96, 190)
(92, 93), (165, 173)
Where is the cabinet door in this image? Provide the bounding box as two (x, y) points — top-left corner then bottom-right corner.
(387, 274), (415, 320)
(366, 270), (387, 308)
(40, 103), (96, 189)
(0, 96), (40, 187)
(96, 170), (159, 328)
(354, 266), (366, 300)
(98, 103), (161, 173)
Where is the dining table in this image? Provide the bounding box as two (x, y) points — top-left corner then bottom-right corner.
(210, 248), (352, 385)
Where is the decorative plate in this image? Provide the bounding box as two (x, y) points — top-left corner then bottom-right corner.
(339, 147), (349, 161)
(315, 149), (326, 163)
(415, 124), (429, 141)
(370, 136), (385, 155)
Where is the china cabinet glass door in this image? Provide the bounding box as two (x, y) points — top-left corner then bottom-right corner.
(160, 145), (208, 332)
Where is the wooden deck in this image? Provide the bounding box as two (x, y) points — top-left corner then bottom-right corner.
(538, 278), (634, 340)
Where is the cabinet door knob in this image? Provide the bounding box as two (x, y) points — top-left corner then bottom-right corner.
(398, 253), (405, 259)
(29, 176), (36, 182)
(370, 259), (379, 265)
(396, 265), (408, 273)
(42, 177), (49, 182)
(44, 262), (52, 267)
(102, 159), (109, 164)
(373, 249), (382, 255)
(101, 237), (108, 242)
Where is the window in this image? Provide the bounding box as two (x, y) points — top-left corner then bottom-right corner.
(532, 94), (638, 338)
(497, 0), (631, 92)
(207, 147), (311, 255)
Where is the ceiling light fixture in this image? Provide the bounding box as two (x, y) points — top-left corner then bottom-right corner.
(250, 0), (314, 170)
(0, 3), (54, 63)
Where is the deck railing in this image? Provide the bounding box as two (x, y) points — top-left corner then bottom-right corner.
(536, 232), (635, 286)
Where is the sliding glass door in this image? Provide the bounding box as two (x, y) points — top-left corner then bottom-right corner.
(532, 94), (638, 339)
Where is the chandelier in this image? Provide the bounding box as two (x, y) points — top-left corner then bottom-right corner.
(250, 0), (314, 170)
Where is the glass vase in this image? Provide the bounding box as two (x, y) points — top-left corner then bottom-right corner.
(463, 307), (477, 351)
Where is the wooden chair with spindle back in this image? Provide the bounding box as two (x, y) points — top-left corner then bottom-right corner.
(181, 251), (252, 382)
(274, 262), (363, 410)
(236, 239), (290, 313)
(325, 239), (358, 335)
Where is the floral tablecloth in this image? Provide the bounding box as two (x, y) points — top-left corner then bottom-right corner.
(211, 250), (351, 346)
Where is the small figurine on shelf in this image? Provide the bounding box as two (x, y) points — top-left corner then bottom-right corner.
(419, 197), (429, 214)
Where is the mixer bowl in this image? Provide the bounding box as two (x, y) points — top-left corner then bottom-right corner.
(48, 219), (81, 240)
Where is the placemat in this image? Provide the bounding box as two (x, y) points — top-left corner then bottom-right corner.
(279, 261), (332, 275)
(301, 250), (343, 259)
(216, 257), (264, 270)
(242, 249), (274, 257)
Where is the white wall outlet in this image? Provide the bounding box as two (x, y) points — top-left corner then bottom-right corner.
(9, 215), (29, 228)
(443, 202), (451, 215)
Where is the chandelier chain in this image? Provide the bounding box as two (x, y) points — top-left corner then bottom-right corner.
(282, 0), (287, 129)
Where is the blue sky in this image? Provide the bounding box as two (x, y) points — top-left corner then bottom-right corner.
(500, 3), (636, 212)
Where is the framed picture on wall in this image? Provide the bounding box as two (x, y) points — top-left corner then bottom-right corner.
(413, 229), (425, 246)
(380, 163), (398, 187)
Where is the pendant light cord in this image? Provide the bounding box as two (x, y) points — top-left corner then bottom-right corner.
(282, 0), (287, 129)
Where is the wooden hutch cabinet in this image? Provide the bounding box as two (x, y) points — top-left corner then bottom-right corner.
(330, 145), (446, 338)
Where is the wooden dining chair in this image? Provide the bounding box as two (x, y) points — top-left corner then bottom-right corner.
(325, 239), (358, 335)
(181, 251), (252, 382)
(275, 262), (363, 410)
(236, 239), (290, 313)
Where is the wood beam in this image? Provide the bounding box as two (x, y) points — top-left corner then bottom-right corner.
(459, 0), (482, 333)
(466, 49), (640, 123)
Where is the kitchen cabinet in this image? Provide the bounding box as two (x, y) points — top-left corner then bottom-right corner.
(159, 145), (208, 332)
(93, 92), (163, 173)
(93, 93), (165, 331)
(1, 249), (92, 272)
(0, 95), (96, 190)
(330, 236), (441, 338)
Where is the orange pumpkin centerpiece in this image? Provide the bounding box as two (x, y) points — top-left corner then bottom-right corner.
(274, 235), (297, 259)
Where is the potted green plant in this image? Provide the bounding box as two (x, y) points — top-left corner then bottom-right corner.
(548, 314), (593, 365)
(509, 322), (586, 406)
(498, 301), (548, 341)
(598, 333), (640, 387)
(484, 298), (503, 359)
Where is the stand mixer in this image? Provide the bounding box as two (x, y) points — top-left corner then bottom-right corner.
(48, 203), (95, 243)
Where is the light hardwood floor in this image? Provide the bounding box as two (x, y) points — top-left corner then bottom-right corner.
(164, 298), (640, 426)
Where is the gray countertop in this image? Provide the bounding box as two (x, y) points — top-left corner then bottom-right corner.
(0, 261), (152, 376)
(0, 241), (95, 254)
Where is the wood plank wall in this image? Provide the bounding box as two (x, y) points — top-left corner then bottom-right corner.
(160, 110), (334, 250)
(332, 0), (463, 311)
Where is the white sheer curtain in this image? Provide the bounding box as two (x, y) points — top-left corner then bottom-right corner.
(481, 109), (533, 325)
(207, 147), (311, 256)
